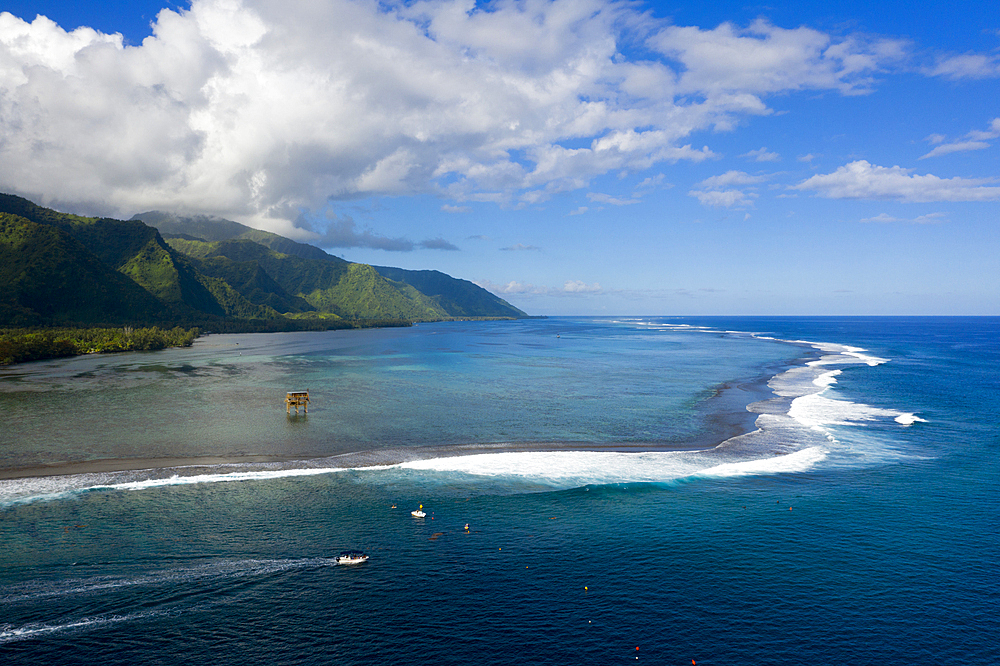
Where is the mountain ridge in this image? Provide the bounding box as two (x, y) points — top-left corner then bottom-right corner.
(0, 195), (527, 328)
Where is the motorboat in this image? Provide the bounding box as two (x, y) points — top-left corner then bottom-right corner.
(411, 507), (426, 518)
(336, 551), (369, 565)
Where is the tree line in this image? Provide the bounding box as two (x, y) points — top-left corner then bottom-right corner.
(0, 326), (199, 365)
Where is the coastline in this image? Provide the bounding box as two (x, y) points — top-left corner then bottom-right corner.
(0, 339), (817, 483)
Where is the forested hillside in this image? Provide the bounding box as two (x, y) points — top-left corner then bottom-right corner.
(0, 195), (527, 329)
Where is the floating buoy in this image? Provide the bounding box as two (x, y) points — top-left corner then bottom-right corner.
(584, 586), (588, 591)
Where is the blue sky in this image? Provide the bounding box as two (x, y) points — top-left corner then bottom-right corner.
(1, 0), (997, 315)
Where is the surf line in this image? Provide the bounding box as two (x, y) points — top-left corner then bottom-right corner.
(0, 464), (401, 508)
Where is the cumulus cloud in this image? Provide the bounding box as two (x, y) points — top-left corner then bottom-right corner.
(740, 147), (780, 162)
(441, 204), (471, 213)
(0, 2), (911, 232)
(563, 280), (602, 293)
(696, 170), (770, 188)
(648, 19), (906, 98)
(689, 170), (767, 208)
(795, 160), (1000, 202)
(688, 189), (758, 207)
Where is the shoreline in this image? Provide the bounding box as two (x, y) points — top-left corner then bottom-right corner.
(0, 340), (816, 483)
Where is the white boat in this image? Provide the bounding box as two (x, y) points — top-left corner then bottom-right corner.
(411, 509), (426, 518)
(336, 551), (369, 565)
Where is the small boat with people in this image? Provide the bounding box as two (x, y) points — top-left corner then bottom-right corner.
(411, 504), (426, 518)
(336, 551), (369, 565)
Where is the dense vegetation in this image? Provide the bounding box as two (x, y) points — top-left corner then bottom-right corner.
(0, 327), (199, 365)
(0, 194), (526, 365)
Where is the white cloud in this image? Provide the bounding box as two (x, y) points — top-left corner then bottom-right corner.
(500, 243), (541, 251)
(798, 153), (817, 162)
(860, 213), (903, 223)
(697, 170), (770, 188)
(688, 189), (758, 208)
(967, 117), (1000, 141)
(477, 280), (547, 295)
(648, 19), (906, 98)
(919, 118), (1000, 159)
(587, 192), (640, 205)
(563, 280), (602, 293)
(0, 3), (911, 230)
(795, 160), (1000, 202)
(474, 279), (604, 297)
(689, 170), (767, 208)
(567, 206), (589, 215)
(860, 212), (947, 224)
(925, 53), (1000, 79)
(740, 147), (780, 162)
(919, 141), (990, 159)
(442, 204), (471, 213)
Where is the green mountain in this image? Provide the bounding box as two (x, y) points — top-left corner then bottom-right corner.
(0, 194), (276, 322)
(138, 211), (527, 319)
(0, 212), (169, 326)
(373, 266), (526, 318)
(165, 237), (449, 320)
(0, 195), (527, 328)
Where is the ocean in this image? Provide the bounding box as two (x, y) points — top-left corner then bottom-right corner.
(1, 316), (997, 664)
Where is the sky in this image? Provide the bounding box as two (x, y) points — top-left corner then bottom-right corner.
(1, 0), (997, 315)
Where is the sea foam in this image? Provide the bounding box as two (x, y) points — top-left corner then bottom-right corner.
(397, 447), (826, 487)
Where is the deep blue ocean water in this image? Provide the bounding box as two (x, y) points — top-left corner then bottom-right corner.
(0, 317), (997, 664)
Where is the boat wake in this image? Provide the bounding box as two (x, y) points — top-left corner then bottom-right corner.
(0, 557), (340, 644)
